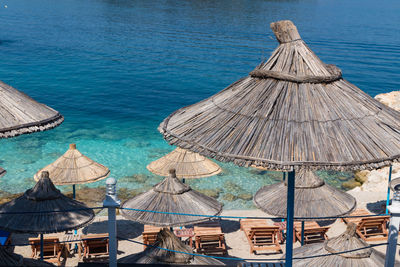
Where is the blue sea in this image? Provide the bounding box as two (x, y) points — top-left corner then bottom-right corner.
(0, 0), (399, 209)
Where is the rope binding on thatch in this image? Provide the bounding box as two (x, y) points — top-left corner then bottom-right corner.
(250, 64), (342, 83)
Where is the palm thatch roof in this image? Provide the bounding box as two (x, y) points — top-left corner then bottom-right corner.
(0, 247), (54, 266)
(253, 169), (356, 220)
(158, 20), (400, 171)
(147, 147), (221, 179)
(119, 228), (224, 265)
(33, 144), (110, 185)
(121, 169), (222, 227)
(0, 171), (95, 233)
(0, 81), (63, 138)
(0, 167), (5, 178)
(289, 223), (391, 266)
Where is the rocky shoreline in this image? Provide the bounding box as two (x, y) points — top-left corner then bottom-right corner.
(348, 91), (400, 193)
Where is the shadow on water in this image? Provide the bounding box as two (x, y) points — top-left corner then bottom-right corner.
(0, 40), (16, 46)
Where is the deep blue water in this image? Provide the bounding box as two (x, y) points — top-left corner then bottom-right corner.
(0, 0), (399, 208)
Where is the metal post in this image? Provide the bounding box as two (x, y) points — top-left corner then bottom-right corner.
(103, 178), (120, 267)
(281, 172), (286, 238)
(385, 185), (400, 267)
(387, 165), (393, 214)
(40, 233), (44, 261)
(72, 184), (78, 251)
(301, 221), (305, 246)
(285, 170), (295, 267)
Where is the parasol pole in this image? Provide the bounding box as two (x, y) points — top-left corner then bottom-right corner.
(301, 221), (305, 246)
(386, 165), (393, 214)
(385, 185), (400, 267)
(40, 233), (44, 261)
(285, 170), (295, 267)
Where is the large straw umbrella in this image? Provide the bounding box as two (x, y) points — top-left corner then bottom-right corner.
(121, 169), (222, 227)
(254, 169), (356, 244)
(147, 147), (221, 182)
(0, 171), (95, 260)
(288, 223), (391, 266)
(119, 228), (224, 265)
(34, 143), (110, 198)
(0, 81), (63, 138)
(158, 20), (400, 266)
(0, 247), (55, 266)
(0, 80), (63, 178)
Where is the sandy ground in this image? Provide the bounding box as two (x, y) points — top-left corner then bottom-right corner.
(10, 190), (398, 266)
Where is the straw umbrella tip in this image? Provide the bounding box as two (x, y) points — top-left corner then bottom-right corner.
(169, 168), (176, 177)
(270, 20), (301, 43)
(25, 171), (62, 201)
(69, 143), (77, 149)
(40, 171), (50, 179)
(344, 222), (357, 236)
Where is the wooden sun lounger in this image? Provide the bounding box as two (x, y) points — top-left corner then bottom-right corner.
(29, 236), (65, 266)
(240, 219), (282, 254)
(356, 216), (389, 241)
(342, 208), (390, 241)
(142, 225), (162, 249)
(294, 221), (329, 244)
(81, 233), (109, 260)
(194, 221), (227, 255)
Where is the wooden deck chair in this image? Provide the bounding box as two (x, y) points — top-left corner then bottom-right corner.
(0, 230), (11, 246)
(29, 236), (64, 266)
(142, 225), (162, 249)
(194, 221), (227, 255)
(81, 233), (109, 260)
(240, 219), (282, 254)
(195, 234), (227, 255)
(356, 216), (390, 241)
(294, 221), (329, 244)
(342, 208), (389, 241)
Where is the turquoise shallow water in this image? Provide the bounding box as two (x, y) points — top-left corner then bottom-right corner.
(0, 0), (399, 209)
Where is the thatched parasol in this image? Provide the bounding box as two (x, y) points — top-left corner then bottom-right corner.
(0, 81), (63, 138)
(0, 167), (5, 178)
(33, 144), (109, 198)
(158, 20), (400, 265)
(147, 147), (221, 179)
(159, 21), (400, 171)
(121, 169), (222, 227)
(0, 171), (95, 233)
(288, 223), (391, 266)
(0, 247), (54, 266)
(119, 228), (224, 265)
(254, 169), (356, 220)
